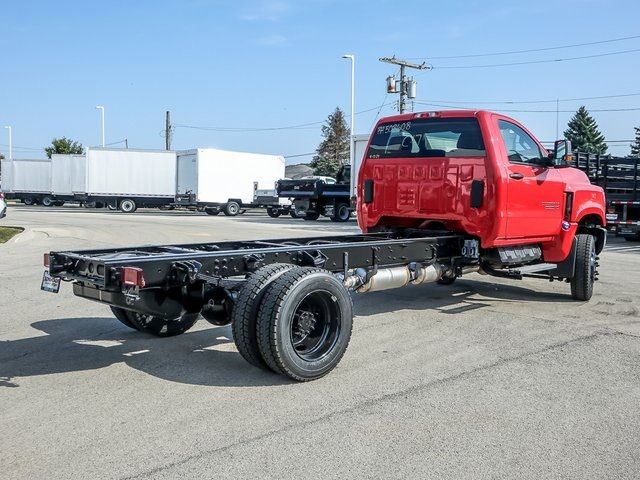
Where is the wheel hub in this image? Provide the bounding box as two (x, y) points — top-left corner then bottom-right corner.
(294, 310), (317, 339)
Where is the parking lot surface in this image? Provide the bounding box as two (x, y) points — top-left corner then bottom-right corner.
(2, 206), (640, 479)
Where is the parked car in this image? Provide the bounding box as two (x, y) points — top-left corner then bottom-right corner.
(0, 192), (7, 218)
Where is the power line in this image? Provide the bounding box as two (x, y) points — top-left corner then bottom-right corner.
(430, 48), (640, 70)
(408, 34), (640, 60)
(174, 104), (394, 133)
(420, 92), (640, 105)
(414, 101), (640, 113)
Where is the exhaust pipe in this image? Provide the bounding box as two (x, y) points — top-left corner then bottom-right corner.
(344, 263), (447, 294)
(343, 263), (482, 293)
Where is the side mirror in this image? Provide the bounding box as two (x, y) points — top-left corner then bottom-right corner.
(551, 139), (573, 167)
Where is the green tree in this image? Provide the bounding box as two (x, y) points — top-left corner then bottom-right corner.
(630, 127), (640, 157)
(44, 137), (84, 159)
(310, 107), (350, 177)
(563, 106), (607, 154)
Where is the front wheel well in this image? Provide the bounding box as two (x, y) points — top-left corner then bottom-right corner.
(577, 214), (606, 254)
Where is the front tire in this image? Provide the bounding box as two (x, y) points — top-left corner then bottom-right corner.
(571, 234), (596, 301)
(120, 198), (137, 213)
(256, 268), (353, 381)
(224, 201), (240, 216)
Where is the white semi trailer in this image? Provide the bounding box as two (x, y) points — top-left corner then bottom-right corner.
(175, 148), (286, 216)
(82, 148), (177, 212)
(0, 158), (53, 205)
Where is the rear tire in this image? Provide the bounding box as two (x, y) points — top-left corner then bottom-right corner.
(110, 306), (140, 330)
(41, 196), (54, 207)
(120, 199), (137, 213)
(330, 203), (350, 222)
(23, 197), (36, 206)
(205, 208), (220, 216)
(231, 264), (296, 369)
(256, 268), (353, 381)
(224, 201), (240, 216)
(125, 311), (199, 337)
(571, 234), (596, 301)
(266, 207), (281, 218)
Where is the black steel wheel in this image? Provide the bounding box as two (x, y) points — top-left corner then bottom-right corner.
(303, 212), (321, 221)
(256, 268), (353, 381)
(330, 203), (350, 222)
(204, 208), (220, 216)
(266, 207), (281, 218)
(231, 263), (296, 369)
(110, 306), (141, 330)
(120, 199), (137, 213)
(125, 310), (199, 337)
(23, 197), (36, 205)
(571, 234), (596, 301)
(224, 201), (240, 216)
(41, 195), (55, 207)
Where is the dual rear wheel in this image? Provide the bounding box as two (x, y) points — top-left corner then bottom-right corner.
(232, 265), (353, 381)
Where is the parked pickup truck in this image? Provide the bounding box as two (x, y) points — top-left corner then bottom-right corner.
(42, 109), (606, 381)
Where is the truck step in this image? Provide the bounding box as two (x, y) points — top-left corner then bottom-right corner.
(509, 263), (557, 274)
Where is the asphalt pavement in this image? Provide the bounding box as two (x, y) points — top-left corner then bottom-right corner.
(1, 205), (639, 479)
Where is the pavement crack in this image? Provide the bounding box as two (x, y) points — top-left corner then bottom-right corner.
(120, 330), (610, 480)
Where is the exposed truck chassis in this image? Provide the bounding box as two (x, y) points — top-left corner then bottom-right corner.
(45, 229), (595, 381)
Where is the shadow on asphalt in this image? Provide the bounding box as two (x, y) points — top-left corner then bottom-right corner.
(0, 318), (292, 389)
(0, 279), (572, 389)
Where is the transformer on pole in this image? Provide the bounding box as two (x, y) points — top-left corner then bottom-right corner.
(379, 56), (430, 113)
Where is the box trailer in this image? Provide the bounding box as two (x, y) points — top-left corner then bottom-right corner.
(175, 148), (286, 216)
(83, 148), (177, 212)
(51, 154), (87, 203)
(0, 158), (53, 205)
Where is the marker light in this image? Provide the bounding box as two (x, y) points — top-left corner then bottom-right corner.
(122, 267), (146, 287)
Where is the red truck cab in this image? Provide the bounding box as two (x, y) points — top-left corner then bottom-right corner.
(358, 110), (606, 266)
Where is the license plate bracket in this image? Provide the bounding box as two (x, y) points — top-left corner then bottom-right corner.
(41, 270), (61, 293)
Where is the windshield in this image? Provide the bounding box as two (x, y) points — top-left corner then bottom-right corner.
(367, 117), (486, 159)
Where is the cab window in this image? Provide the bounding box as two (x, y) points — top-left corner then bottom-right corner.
(498, 120), (544, 165)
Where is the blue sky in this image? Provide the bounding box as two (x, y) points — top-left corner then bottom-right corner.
(1, 0), (639, 162)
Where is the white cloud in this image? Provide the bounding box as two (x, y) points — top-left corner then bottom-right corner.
(256, 34), (287, 46)
(240, 0), (289, 21)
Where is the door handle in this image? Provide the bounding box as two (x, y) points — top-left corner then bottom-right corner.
(509, 173), (524, 180)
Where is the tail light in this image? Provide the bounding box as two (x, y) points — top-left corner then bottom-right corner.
(44, 253), (51, 267)
(121, 267), (146, 287)
(0, 192), (4, 199)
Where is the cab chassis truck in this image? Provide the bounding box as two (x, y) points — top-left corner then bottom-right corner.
(43, 110), (607, 381)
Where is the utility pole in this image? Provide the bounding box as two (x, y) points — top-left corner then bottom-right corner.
(379, 57), (429, 113)
(125, 138), (128, 149)
(342, 54), (355, 167)
(165, 111), (172, 150)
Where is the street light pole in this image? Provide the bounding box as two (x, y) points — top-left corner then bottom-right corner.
(95, 105), (105, 147)
(342, 54), (355, 166)
(3, 125), (12, 159)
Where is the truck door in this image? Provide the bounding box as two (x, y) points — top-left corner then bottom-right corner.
(498, 120), (565, 238)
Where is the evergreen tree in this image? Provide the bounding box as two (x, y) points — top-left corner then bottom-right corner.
(310, 107), (350, 177)
(630, 127), (640, 157)
(563, 106), (607, 154)
(44, 137), (84, 159)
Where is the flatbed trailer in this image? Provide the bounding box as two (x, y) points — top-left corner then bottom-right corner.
(571, 152), (639, 239)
